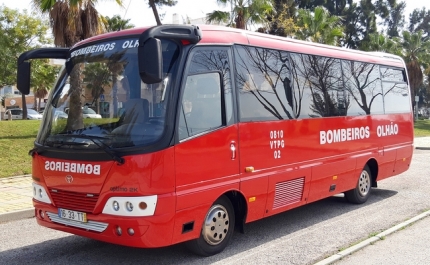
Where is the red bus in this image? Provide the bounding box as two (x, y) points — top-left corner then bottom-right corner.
(17, 25), (414, 256)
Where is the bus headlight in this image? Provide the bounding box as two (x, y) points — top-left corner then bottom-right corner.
(32, 182), (52, 204)
(102, 196), (157, 217)
(113, 201), (120, 211)
(125, 201), (134, 212)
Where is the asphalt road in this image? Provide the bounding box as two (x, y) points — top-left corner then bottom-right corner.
(1, 149), (429, 265)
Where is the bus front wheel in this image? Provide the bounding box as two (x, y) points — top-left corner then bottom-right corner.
(345, 165), (372, 204)
(186, 195), (235, 256)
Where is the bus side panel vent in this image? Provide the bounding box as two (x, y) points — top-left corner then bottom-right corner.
(182, 221), (194, 234)
(273, 177), (305, 209)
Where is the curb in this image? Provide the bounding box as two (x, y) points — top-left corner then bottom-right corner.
(415, 147), (430, 150)
(0, 208), (34, 223)
(314, 210), (430, 265)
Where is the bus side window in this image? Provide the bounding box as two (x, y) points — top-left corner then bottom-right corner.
(179, 72), (222, 140)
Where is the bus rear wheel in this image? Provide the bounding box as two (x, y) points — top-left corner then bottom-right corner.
(186, 195), (235, 256)
(345, 165), (372, 204)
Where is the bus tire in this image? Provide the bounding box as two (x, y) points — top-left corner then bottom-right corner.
(185, 195), (235, 256)
(345, 165), (372, 204)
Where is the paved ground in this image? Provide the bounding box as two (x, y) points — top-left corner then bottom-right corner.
(0, 136), (429, 264)
(0, 176), (33, 213)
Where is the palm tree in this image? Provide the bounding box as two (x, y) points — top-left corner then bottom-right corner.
(398, 30), (430, 114)
(148, 0), (177, 26)
(207, 0), (274, 30)
(32, 0), (123, 130)
(102, 15), (134, 31)
(359, 32), (400, 54)
(31, 60), (59, 111)
(295, 6), (343, 46)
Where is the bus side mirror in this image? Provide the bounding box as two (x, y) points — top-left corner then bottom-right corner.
(139, 38), (163, 84)
(17, 61), (31, 95)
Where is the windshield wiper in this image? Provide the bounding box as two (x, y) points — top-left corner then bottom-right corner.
(58, 134), (125, 165)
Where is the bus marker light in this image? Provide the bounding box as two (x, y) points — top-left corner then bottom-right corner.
(245, 167), (254, 172)
(333, 176), (338, 180)
(139, 202), (147, 210)
(248, 197), (256, 202)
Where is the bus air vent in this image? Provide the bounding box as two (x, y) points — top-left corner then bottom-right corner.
(50, 189), (99, 213)
(273, 177), (305, 209)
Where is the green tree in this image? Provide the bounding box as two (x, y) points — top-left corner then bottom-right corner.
(359, 32), (400, 53)
(147, 0), (177, 25)
(273, 3), (299, 37)
(381, 1), (406, 38)
(0, 6), (51, 118)
(83, 62), (110, 112)
(409, 8), (430, 38)
(31, 60), (60, 111)
(32, 0), (123, 130)
(102, 15), (134, 31)
(398, 30), (430, 112)
(207, 0), (275, 30)
(295, 6), (343, 45)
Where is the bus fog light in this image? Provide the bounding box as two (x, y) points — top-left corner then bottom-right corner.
(139, 202), (147, 210)
(113, 201), (120, 211)
(115, 226), (122, 236)
(126, 201), (134, 212)
(127, 228), (135, 236)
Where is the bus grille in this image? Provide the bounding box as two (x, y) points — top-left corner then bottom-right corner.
(49, 189), (99, 213)
(273, 177), (304, 209)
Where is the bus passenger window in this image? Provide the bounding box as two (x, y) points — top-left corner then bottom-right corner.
(179, 72), (222, 140)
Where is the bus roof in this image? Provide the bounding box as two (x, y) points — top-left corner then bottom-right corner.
(74, 25), (405, 68)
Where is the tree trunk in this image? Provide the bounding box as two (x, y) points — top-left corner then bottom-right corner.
(66, 67), (84, 130)
(33, 94), (38, 111)
(149, 0), (162, 25)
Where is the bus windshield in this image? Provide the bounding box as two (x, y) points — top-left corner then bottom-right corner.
(36, 38), (179, 149)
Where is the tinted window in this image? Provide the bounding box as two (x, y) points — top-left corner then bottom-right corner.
(11, 109), (22, 115)
(186, 48), (233, 125)
(178, 72), (222, 140)
(234, 45), (294, 121)
(290, 53), (345, 118)
(380, 67), (410, 114)
(380, 67), (405, 82)
(178, 48), (232, 141)
(342, 61), (383, 115)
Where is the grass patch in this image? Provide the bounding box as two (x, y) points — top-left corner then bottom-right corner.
(0, 120), (41, 178)
(414, 119), (430, 137)
(0, 118), (429, 179)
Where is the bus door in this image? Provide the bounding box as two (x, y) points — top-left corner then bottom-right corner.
(173, 47), (240, 239)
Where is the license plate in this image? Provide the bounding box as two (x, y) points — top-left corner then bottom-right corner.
(58, 208), (87, 222)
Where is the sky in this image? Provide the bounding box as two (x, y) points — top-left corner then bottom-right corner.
(0, 0), (428, 28)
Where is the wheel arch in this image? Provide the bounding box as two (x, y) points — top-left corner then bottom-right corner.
(366, 158), (378, 188)
(224, 190), (247, 234)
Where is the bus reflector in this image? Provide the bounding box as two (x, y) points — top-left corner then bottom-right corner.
(245, 167), (254, 172)
(249, 197), (256, 202)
